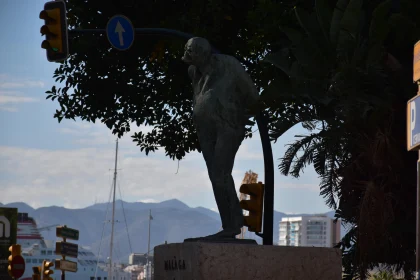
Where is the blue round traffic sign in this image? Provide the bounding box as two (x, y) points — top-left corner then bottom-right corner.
(106, 15), (135, 51)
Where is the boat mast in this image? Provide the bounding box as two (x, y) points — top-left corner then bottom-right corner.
(146, 209), (151, 280)
(109, 139), (119, 280)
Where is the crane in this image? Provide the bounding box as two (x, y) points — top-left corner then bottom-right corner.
(37, 224), (60, 232)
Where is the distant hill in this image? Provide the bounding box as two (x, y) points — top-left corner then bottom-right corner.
(4, 202), (34, 215)
(1, 199), (346, 263)
(193, 207), (220, 220)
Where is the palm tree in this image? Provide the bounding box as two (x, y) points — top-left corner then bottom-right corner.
(260, 0), (420, 278)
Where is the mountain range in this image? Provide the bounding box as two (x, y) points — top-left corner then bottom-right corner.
(0, 200), (346, 264)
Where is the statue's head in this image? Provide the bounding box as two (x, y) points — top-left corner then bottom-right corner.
(182, 37), (212, 66)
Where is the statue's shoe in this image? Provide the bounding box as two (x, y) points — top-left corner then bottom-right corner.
(184, 228), (246, 242)
(202, 228), (241, 239)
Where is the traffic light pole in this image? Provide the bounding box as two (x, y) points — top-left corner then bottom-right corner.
(61, 238), (66, 280)
(255, 113), (274, 245)
(67, 27), (275, 245)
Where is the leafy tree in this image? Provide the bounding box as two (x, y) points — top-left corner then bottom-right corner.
(47, 0), (299, 159)
(261, 0), (420, 278)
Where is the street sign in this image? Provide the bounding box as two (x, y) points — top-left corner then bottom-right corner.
(9, 255), (25, 279)
(56, 226), (79, 240)
(55, 242), (78, 258)
(414, 41), (420, 82)
(106, 15), (135, 51)
(407, 95), (420, 151)
(55, 259), (77, 272)
(0, 208), (17, 280)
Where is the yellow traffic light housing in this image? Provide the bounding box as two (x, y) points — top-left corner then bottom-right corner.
(39, 0), (68, 62)
(32, 266), (42, 280)
(41, 260), (54, 280)
(239, 182), (265, 233)
(8, 244), (21, 277)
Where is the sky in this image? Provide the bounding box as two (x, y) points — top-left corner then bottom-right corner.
(0, 0), (331, 215)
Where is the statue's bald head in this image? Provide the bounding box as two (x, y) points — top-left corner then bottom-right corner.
(182, 37), (212, 66)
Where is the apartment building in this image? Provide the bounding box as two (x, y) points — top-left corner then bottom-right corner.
(278, 215), (341, 247)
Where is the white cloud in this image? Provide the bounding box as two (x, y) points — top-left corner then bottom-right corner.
(0, 106), (18, 112)
(0, 75), (43, 111)
(0, 144), (210, 209)
(236, 140), (264, 161)
(0, 80), (45, 89)
(0, 95), (38, 104)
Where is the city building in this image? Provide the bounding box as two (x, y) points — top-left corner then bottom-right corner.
(278, 215), (341, 247)
(129, 253), (154, 266)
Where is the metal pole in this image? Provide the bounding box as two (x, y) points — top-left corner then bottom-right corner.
(417, 153), (420, 280)
(146, 209), (152, 280)
(109, 139), (119, 280)
(256, 113), (275, 245)
(62, 235), (66, 280)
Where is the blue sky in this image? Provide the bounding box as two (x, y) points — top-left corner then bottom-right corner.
(0, 0), (330, 214)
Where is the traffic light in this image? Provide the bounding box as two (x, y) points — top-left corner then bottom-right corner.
(239, 182), (265, 233)
(39, 0), (69, 62)
(32, 266), (41, 280)
(41, 260), (54, 280)
(8, 244), (21, 277)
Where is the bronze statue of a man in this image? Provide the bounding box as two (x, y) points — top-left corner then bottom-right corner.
(182, 37), (259, 240)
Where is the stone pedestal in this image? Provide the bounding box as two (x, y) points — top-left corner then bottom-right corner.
(154, 242), (342, 280)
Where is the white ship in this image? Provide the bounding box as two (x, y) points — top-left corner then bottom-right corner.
(17, 212), (130, 280)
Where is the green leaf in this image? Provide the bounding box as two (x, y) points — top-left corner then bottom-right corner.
(369, 0), (392, 46)
(280, 27), (303, 47)
(340, 0), (363, 38)
(261, 48), (293, 76)
(289, 37), (330, 77)
(315, 0), (333, 42)
(330, 0), (350, 46)
(295, 7), (331, 57)
(367, 0), (392, 66)
(260, 76), (293, 103)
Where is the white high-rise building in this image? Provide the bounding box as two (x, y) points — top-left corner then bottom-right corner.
(278, 215), (341, 247)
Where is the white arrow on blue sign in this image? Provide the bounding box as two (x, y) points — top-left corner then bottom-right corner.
(408, 95), (420, 151)
(106, 15), (135, 51)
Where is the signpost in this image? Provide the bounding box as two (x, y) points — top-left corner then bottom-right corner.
(415, 41), (420, 83)
(56, 226), (79, 241)
(55, 225), (79, 280)
(55, 242), (78, 259)
(106, 15), (135, 51)
(408, 40), (420, 280)
(407, 95), (420, 151)
(0, 208), (17, 280)
(54, 260), (77, 273)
